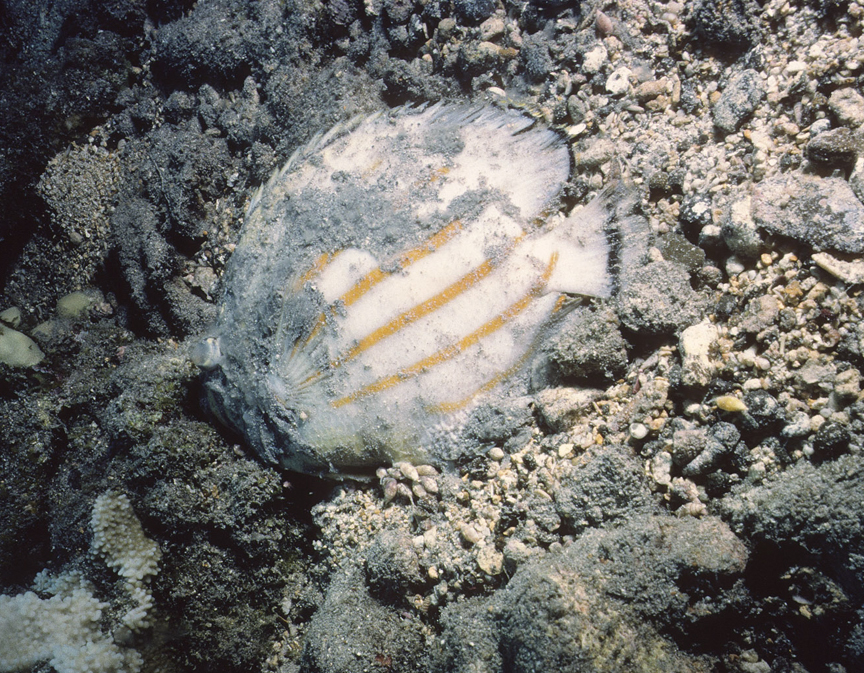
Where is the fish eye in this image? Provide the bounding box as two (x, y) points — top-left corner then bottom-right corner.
(191, 336), (223, 370)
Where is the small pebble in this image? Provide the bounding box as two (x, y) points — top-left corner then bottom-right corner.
(713, 69), (766, 134)
(829, 87), (864, 128)
(605, 67), (632, 95)
(834, 368), (861, 400)
(595, 10), (613, 36)
(634, 79), (667, 102)
(650, 451), (673, 487)
(716, 396), (748, 412)
(476, 546), (504, 575)
(805, 127), (858, 168)
(582, 45), (608, 74)
(459, 523), (484, 545)
(629, 422), (649, 440)
(478, 16), (504, 41)
(0, 307), (22, 328)
(725, 256), (746, 276)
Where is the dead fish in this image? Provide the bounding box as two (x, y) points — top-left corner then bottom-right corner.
(193, 104), (646, 477)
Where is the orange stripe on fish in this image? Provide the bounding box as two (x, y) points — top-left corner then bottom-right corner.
(277, 252), (335, 363)
(429, 253), (561, 413)
(335, 258), (496, 366)
(361, 157), (385, 179)
(276, 251), (334, 358)
(293, 252), (334, 292)
(283, 219), (468, 382)
(416, 165), (451, 187)
(331, 252), (558, 408)
(429, 351), (533, 414)
(340, 219), (463, 307)
(551, 294), (569, 314)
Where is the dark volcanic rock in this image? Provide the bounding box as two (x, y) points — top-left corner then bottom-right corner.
(552, 445), (655, 533)
(688, 0), (757, 54)
(302, 564), (431, 673)
(752, 173), (864, 253)
(454, 0), (497, 24)
(719, 453), (864, 617)
(805, 126), (859, 169)
(365, 529), (423, 603)
(487, 515), (747, 673)
(547, 306), (629, 382)
(616, 260), (707, 336)
(713, 69), (766, 134)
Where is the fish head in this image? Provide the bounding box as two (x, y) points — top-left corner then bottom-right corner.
(191, 331), (331, 474)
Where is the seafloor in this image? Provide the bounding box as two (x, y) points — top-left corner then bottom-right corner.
(1, 1), (864, 672)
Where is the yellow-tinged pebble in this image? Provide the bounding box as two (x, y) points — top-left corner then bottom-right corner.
(476, 546), (504, 575)
(716, 395), (748, 412)
(649, 417), (667, 433)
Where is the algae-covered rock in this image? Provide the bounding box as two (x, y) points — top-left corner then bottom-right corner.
(301, 563), (431, 673)
(547, 306), (629, 383)
(616, 259), (706, 335)
(752, 174), (864, 253)
(434, 514), (748, 673)
(0, 324), (44, 367)
(0, 307), (21, 328)
(56, 290), (101, 320)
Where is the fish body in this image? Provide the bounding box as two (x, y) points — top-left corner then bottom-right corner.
(196, 105), (641, 476)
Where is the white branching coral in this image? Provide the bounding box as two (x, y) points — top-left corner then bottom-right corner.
(0, 491), (161, 673)
(90, 491), (161, 632)
(0, 572), (142, 673)
(91, 491), (161, 587)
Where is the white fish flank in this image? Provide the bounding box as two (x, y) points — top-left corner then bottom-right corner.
(201, 105), (636, 475)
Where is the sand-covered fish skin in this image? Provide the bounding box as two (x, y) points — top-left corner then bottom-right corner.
(195, 104), (648, 476)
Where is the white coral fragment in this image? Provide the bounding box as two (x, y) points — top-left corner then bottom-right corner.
(91, 491), (161, 631)
(91, 491), (161, 585)
(679, 320), (721, 387)
(0, 575), (141, 673)
(0, 491), (162, 673)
